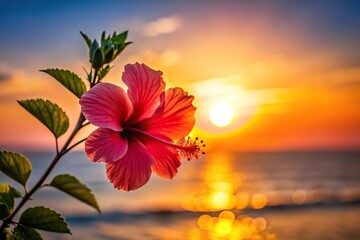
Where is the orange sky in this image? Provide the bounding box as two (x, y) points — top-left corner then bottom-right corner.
(0, 1), (359, 151)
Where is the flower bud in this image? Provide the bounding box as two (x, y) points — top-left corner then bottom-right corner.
(89, 40), (99, 60)
(91, 48), (104, 70)
(104, 47), (115, 64)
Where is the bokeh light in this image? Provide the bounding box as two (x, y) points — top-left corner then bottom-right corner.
(251, 194), (268, 209)
(189, 211), (277, 240)
(292, 190), (307, 205)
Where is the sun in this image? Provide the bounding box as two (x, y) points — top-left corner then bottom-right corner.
(209, 102), (234, 127)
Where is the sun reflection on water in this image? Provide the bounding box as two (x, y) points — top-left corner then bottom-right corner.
(182, 152), (240, 211)
(188, 211), (277, 240)
(183, 152), (277, 239)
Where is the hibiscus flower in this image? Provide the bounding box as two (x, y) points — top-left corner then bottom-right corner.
(80, 63), (204, 191)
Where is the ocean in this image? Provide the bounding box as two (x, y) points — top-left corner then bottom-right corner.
(1, 151), (360, 239)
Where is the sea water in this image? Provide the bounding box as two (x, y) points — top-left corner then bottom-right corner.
(1, 151), (359, 239)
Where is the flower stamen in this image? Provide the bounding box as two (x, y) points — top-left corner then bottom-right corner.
(125, 127), (205, 161)
(176, 136), (205, 160)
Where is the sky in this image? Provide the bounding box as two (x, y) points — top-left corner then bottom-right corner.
(0, 0), (360, 151)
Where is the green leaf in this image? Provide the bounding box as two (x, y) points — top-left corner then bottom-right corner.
(114, 42), (132, 58)
(89, 40), (99, 60)
(98, 65), (111, 81)
(6, 234), (14, 240)
(0, 202), (9, 219)
(40, 69), (87, 98)
(18, 99), (69, 138)
(0, 185), (22, 218)
(104, 47), (115, 64)
(80, 31), (91, 48)
(0, 229), (11, 240)
(12, 226), (42, 240)
(9, 186), (22, 198)
(102, 38), (111, 51)
(0, 151), (31, 187)
(49, 174), (100, 213)
(112, 31), (128, 43)
(19, 206), (71, 234)
(101, 31), (106, 44)
(0, 184), (13, 218)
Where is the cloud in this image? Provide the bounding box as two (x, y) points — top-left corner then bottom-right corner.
(0, 71), (11, 82)
(126, 49), (180, 68)
(143, 15), (182, 37)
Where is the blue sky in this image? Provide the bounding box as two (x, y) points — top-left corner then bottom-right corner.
(1, 0), (360, 151)
(1, 0), (360, 72)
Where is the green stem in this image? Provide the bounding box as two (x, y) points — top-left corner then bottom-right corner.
(0, 63), (100, 233)
(55, 138), (59, 155)
(90, 69), (98, 88)
(62, 137), (87, 155)
(0, 113), (85, 232)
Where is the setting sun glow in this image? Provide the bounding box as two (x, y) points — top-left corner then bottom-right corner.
(209, 102), (234, 127)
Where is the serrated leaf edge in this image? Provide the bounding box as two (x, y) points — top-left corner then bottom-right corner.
(39, 69), (87, 98)
(19, 206), (71, 234)
(12, 225), (43, 240)
(17, 99), (69, 138)
(0, 151), (32, 186)
(49, 174), (100, 213)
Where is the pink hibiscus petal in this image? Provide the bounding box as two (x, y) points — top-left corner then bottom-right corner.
(122, 63), (165, 123)
(141, 87), (196, 140)
(85, 128), (128, 163)
(106, 138), (153, 191)
(80, 83), (133, 131)
(145, 136), (181, 179)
